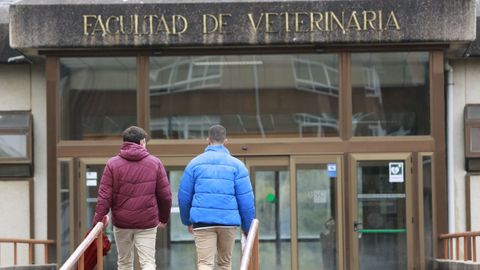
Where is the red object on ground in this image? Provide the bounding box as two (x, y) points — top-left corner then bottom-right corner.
(83, 229), (111, 270)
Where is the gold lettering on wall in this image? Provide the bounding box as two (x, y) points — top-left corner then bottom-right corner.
(385, 11), (400, 30)
(363, 11), (376, 30)
(82, 10), (401, 37)
(247, 13), (264, 33)
(347, 11), (361, 30)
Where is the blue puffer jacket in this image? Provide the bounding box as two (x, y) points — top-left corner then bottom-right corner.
(178, 145), (255, 233)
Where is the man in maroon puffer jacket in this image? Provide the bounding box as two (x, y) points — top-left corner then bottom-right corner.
(92, 126), (172, 270)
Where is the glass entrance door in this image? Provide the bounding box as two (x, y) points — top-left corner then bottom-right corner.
(157, 157), (196, 270)
(78, 158), (117, 269)
(76, 155), (344, 270)
(245, 157), (291, 270)
(349, 153), (413, 270)
(245, 155), (343, 270)
(291, 155), (344, 270)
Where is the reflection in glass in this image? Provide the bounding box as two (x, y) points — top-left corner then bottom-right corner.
(422, 157), (434, 269)
(254, 168), (291, 269)
(0, 134), (27, 158)
(59, 161), (71, 263)
(59, 58), (137, 140)
(149, 54), (339, 139)
(352, 52), (430, 136)
(297, 164), (337, 270)
(356, 161), (406, 270)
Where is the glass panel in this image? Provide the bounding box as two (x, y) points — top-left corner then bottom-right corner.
(471, 128), (480, 152)
(422, 156), (434, 269)
(297, 163), (337, 270)
(0, 112), (30, 129)
(162, 167), (242, 270)
(59, 58), (137, 140)
(84, 164), (117, 269)
(59, 161), (71, 263)
(253, 167), (291, 270)
(466, 105), (480, 120)
(0, 164), (31, 177)
(352, 52), (430, 136)
(0, 134), (27, 158)
(159, 169), (196, 270)
(149, 54), (339, 139)
(356, 160), (407, 270)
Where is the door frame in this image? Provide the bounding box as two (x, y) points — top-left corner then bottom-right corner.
(348, 153), (414, 270)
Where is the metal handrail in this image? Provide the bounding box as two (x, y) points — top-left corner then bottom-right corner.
(240, 219), (259, 270)
(439, 231), (480, 262)
(59, 215), (110, 270)
(0, 238), (55, 265)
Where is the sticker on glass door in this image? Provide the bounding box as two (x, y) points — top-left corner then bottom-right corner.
(388, 162), (404, 183)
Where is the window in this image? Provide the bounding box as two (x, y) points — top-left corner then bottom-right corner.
(351, 52), (430, 136)
(0, 111), (33, 177)
(149, 54), (340, 139)
(59, 57), (137, 140)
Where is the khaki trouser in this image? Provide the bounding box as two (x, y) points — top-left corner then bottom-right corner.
(193, 227), (237, 270)
(113, 226), (157, 270)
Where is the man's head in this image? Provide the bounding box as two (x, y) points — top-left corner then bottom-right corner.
(123, 126), (148, 146)
(208, 124), (227, 145)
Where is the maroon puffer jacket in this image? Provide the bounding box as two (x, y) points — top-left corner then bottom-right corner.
(92, 142), (172, 229)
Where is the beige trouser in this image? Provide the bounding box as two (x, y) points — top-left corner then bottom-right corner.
(113, 226), (157, 270)
(192, 227), (237, 270)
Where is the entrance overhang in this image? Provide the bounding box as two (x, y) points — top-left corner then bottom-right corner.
(8, 0), (477, 55)
(0, 3), (28, 63)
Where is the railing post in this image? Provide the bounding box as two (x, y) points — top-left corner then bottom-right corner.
(14, 242), (17, 265)
(97, 232), (103, 270)
(253, 232), (259, 270)
(240, 219), (259, 270)
(29, 243), (33, 264)
(44, 243), (49, 264)
(78, 254), (85, 270)
(443, 239), (447, 259)
(473, 236), (477, 262)
(464, 236), (468, 261)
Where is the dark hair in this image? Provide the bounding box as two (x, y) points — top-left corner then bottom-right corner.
(209, 124), (226, 143)
(122, 126), (148, 144)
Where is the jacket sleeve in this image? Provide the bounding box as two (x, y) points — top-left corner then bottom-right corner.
(178, 165), (194, 226)
(235, 163), (255, 234)
(156, 162), (172, 224)
(92, 163), (113, 225)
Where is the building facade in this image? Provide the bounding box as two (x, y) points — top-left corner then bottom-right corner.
(0, 0), (478, 269)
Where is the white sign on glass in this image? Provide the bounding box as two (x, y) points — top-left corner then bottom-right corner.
(86, 171), (98, 186)
(389, 162), (404, 183)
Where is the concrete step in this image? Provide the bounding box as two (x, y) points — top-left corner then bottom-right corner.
(0, 264), (57, 270)
(436, 259), (480, 270)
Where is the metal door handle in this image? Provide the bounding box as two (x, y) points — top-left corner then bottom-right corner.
(353, 221), (363, 231)
(354, 221), (363, 239)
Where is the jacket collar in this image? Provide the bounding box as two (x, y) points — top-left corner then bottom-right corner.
(204, 144), (230, 154)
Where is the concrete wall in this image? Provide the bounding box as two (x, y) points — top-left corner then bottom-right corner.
(0, 61), (47, 265)
(452, 59), (480, 260)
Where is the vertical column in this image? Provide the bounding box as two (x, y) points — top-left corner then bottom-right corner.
(431, 51), (447, 259)
(46, 56), (60, 263)
(137, 55), (150, 131)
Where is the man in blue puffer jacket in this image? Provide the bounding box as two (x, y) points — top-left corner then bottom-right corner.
(178, 124), (255, 270)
